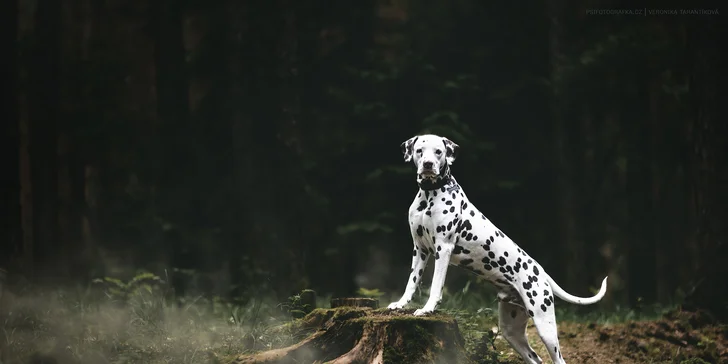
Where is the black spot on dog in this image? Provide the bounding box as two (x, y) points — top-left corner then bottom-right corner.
(435, 252), (440, 260)
(472, 235), (478, 241)
(523, 263), (528, 270)
(498, 256), (507, 266)
(544, 290), (549, 296)
(426, 211), (431, 216)
(523, 281), (532, 290)
(445, 200), (452, 205)
(412, 249), (417, 256)
(453, 245), (462, 254)
(449, 206), (455, 213)
(420, 252), (427, 260)
(418, 269), (423, 276)
(470, 210), (475, 217)
(447, 221), (452, 230)
(417, 201), (427, 211)
(412, 276), (416, 283)
(437, 245), (442, 251)
(529, 299), (535, 305)
(466, 233), (473, 241)
(528, 310), (534, 317)
(504, 251), (509, 257)
(541, 304), (547, 312)
(533, 266), (540, 275)
(488, 251), (495, 259)
(443, 210), (448, 214)
(416, 225), (423, 236)
(526, 292), (532, 298)
(484, 264), (492, 271)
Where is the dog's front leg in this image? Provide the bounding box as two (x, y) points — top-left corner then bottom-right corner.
(414, 242), (453, 316)
(388, 244), (430, 310)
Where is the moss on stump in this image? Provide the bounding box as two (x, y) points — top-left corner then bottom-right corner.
(228, 306), (472, 364)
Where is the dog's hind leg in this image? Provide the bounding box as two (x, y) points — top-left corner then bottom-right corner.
(532, 307), (566, 364)
(498, 301), (542, 364)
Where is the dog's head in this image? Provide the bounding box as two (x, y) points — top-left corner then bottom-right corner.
(401, 134), (459, 182)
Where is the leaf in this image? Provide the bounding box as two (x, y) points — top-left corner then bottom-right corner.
(357, 287), (385, 298)
(443, 81), (459, 89)
(336, 222), (393, 235)
(365, 168), (384, 181)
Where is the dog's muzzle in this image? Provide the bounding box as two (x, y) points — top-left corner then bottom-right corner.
(418, 161), (439, 178)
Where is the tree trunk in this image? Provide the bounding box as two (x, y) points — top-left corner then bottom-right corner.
(1, 0), (20, 270)
(683, 15), (725, 321)
(29, 0), (62, 277)
(17, 0), (34, 276)
(549, 0), (583, 289)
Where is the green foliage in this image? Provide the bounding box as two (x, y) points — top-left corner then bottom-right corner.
(279, 291), (314, 319)
(356, 287), (386, 298)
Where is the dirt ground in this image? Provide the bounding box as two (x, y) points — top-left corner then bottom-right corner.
(493, 309), (728, 364)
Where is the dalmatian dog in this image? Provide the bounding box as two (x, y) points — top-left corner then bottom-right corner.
(387, 134), (608, 364)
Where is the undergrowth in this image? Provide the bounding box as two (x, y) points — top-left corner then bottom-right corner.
(0, 272), (680, 364)
(0, 272), (302, 364)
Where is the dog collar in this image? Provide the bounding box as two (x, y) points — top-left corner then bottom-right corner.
(418, 175), (452, 191)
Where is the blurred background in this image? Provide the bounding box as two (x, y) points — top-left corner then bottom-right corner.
(0, 0), (724, 320)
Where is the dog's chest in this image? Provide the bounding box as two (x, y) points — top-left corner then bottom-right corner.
(408, 188), (466, 245)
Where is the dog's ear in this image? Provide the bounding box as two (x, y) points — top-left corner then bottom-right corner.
(442, 137), (460, 165)
(401, 136), (419, 162)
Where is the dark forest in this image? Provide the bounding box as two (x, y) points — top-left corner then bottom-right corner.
(0, 0), (725, 363)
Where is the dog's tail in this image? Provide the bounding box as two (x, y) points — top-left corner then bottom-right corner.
(547, 275), (608, 305)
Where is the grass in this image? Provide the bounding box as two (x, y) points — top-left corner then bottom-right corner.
(0, 274), (301, 364)
(0, 273), (680, 364)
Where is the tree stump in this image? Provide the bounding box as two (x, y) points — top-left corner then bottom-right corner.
(226, 306), (472, 364)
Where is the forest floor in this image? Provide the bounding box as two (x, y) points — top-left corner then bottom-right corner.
(504, 310), (728, 364)
(0, 279), (726, 364)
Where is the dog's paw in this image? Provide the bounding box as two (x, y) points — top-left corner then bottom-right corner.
(413, 308), (434, 316)
(387, 301), (405, 310)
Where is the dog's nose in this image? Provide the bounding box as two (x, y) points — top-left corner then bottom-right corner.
(423, 161), (433, 169)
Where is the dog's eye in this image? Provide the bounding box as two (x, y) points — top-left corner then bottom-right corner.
(416, 149), (422, 154)
(435, 150), (442, 155)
